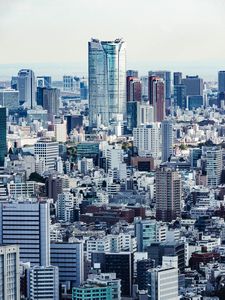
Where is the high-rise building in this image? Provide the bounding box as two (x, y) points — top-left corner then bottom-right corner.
(149, 71), (171, 99)
(161, 120), (173, 162)
(50, 242), (84, 289)
(11, 76), (18, 90)
(0, 107), (7, 166)
(0, 245), (20, 300)
(155, 167), (182, 222)
(126, 70), (138, 78)
(133, 124), (161, 158)
(137, 103), (154, 126)
(63, 76), (80, 95)
(43, 88), (60, 119)
(28, 265), (59, 300)
(173, 85), (186, 109)
(173, 72), (182, 86)
(147, 266), (179, 300)
(187, 95), (203, 110)
(56, 191), (75, 222)
(137, 259), (155, 291)
(126, 76), (142, 102)
(148, 76), (165, 122)
(88, 38), (126, 127)
(0, 201), (50, 266)
(205, 146), (222, 187)
(36, 76), (52, 88)
(218, 71), (225, 93)
(0, 89), (19, 110)
(17, 69), (36, 108)
(34, 140), (59, 171)
(182, 76), (203, 96)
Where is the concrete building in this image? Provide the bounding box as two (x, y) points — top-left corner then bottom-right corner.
(72, 285), (112, 300)
(0, 245), (20, 300)
(28, 265), (59, 300)
(0, 89), (19, 110)
(147, 266), (179, 300)
(133, 124), (161, 158)
(34, 140), (59, 171)
(148, 76), (165, 122)
(161, 119), (173, 162)
(56, 191), (75, 222)
(182, 75), (203, 96)
(156, 167), (182, 222)
(50, 242), (84, 289)
(43, 88), (60, 119)
(205, 146), (222, 188)
(0, 201), (50, 266)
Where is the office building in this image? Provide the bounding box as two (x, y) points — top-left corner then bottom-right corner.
(205, 146), (222, 187)
(147, 266), (179, 300)
(218, 71), (225, 93)
(92, 252), (134, 297)
(88, 38), (126, 127)
(28, 265), (59, 300)
(173, 72), (182, 86)
(149, 71), (171, 100)
(80, 79), (88, 100)
(190, 148), (202, 168)
(137, 259), (155, 291)
(0, 245), (20, 300)
(50, 242), (84, 289)
(148, 76), (165, 122)
(43, 88), (60, 118)
(63, 76), (80, 94)
(72, 285), (112, 300)
(135, 219), (167, 251)
(0, 201), (50, 266)
(156, 167), (182, 222)
(77, 142), (100, 165)
(0, 107), (7, 166)
(126, 76), (142, 102)
(0, 89), (19, 110)
(161, 119), (173, 162)
(127, 70), (138, 78)
(36, 76), (52, 88)
(182, 75), (203, 96)
(46, 175), (63, 202)
(187, 95), (203, 110)
(133, 124), (161, 158)
(17, 69), (36, 108)
(147, 241), (185, 272)
(34, 140), (59, 171)
(137, 103), (154, 126)
(11, 76), (18, 90)
(174, 85), (186, 109)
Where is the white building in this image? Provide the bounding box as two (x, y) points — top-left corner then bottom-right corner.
(137, 103), (154, 126)
(7, 181), (44, 199)
(28, 265), (59, 300)
(0, 201), (50, 266)
(205, 146), (222, 187)
(56, 191), (75, 222)
(34, 141), (59, 171)
(0, 245), (20, 300)
(148, 266), (179, 300)
(54, 120), (67, 143)
(133, 123), (161, 158)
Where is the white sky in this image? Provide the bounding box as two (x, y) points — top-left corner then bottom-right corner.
(0, 0), (225, 79)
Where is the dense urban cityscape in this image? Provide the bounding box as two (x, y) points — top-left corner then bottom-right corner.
(1, 35), (225, 300)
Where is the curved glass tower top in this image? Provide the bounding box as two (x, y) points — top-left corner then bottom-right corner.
(88, 38), (126, 128)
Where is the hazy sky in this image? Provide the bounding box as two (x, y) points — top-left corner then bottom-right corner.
(1, 0), (225, 79)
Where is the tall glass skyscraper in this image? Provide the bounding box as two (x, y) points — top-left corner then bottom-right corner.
(88, 38), (126, 127)
(0, 107), (7, 166)
(18, 69), (36, 108)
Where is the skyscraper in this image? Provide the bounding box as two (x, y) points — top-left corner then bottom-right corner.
(174, 84), (186, 109)
(36, 76), (52, 88)
(0, 107), (7, 166)
(218, 71), (225, 93)
(17, 69), (36, 108)
(88, 38), (126, 127)
(182, 75), (203, 96)
(205, 146), (222, 188)
(34, 140), (59, 171)
(156, 167), (182, 222)
(126, 76), (142, 102)
(149, 71), (171, 108)
(161, 120), (173, 162)
(0, 201), (50, 266)
(148, 76), (165, 122)
(43, 88), (60, 119)
(173, 72), (182, 86)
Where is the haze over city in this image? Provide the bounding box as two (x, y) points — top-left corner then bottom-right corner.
(1, 0), (225, 80)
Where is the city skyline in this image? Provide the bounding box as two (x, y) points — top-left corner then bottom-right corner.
(1, 0), (225, 80)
